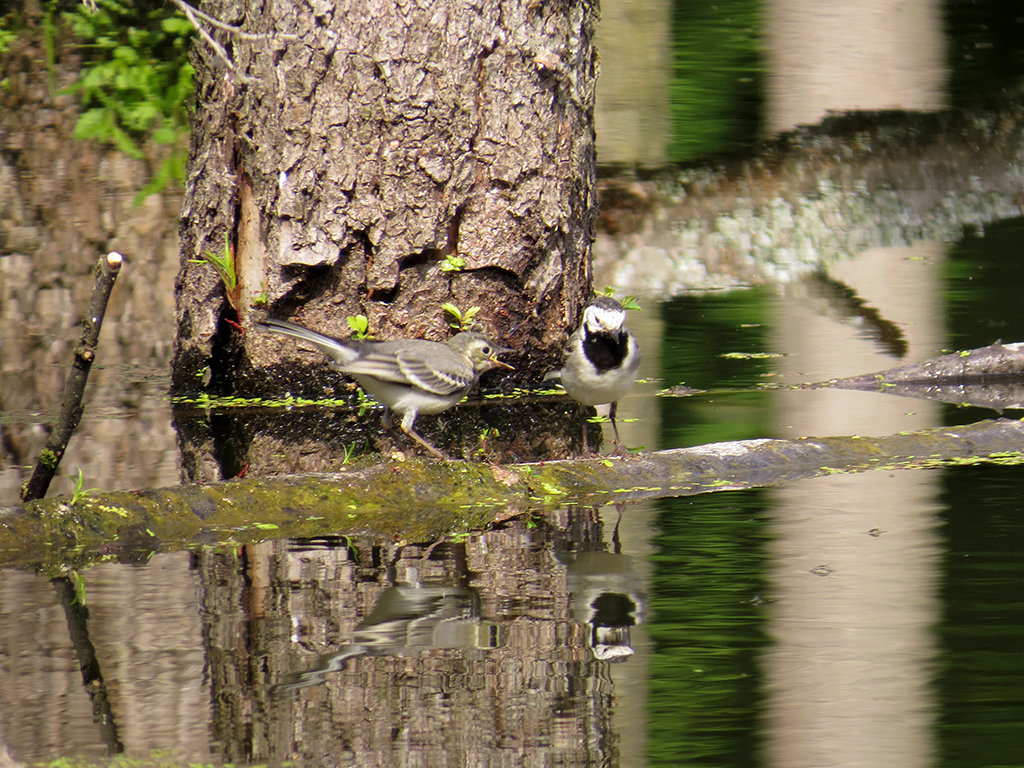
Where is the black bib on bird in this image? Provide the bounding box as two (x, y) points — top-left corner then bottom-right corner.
(583, 331), (629, 372)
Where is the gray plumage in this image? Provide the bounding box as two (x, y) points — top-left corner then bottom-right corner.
(260, 318), (511, 459)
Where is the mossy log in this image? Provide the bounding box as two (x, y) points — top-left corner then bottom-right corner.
(3, 418), (1024, 571)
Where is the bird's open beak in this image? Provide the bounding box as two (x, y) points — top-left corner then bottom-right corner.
(490, 347), (515, 370)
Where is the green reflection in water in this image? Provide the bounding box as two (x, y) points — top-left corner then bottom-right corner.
(662, 0), (1024, 163)
(658, 289), (772, 449)
(651, 291), (774, 762)
(668, 0), (762, 161)
(647, 491), (770, 767)
(942, 217), (1024, 427)
(936, 464), (1024, 767)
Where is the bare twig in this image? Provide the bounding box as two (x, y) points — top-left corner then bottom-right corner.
(170, 0), (292, 41)
(169, 0), (297, 84)
(170, 0), (238, 75)
(21, 252), (123, 502)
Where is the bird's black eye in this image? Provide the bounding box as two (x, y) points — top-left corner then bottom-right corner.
(482, 346), (492, 355)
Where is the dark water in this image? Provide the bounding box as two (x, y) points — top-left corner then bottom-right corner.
(937, 465), (1024, 768)
(636, 221), (1024, 767)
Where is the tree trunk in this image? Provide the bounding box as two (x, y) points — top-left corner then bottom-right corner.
(173, 0), (598, 396)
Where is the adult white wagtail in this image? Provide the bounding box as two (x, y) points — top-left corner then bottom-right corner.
(551, 296), (641, 453)
(259, 318), (513, 459)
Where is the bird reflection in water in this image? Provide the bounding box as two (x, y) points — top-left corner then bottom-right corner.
(562, 511), (647, 662)
(275, 583), (501, 693)
(566, 551), (646, 662)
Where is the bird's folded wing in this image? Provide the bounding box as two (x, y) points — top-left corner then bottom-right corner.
(340, 349), (472, 395)
(395, 349), (474, 395)
(339, 352), (413, 384)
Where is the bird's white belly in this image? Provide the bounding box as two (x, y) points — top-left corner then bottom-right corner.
(355, 377), (463, 415)
(560, 365), (635, 406)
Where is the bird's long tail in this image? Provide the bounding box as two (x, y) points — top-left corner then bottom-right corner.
(258, 318), (360, 366)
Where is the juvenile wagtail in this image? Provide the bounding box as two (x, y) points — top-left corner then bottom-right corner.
(259, 318), (513, 459)
(551, 296), (641, 453)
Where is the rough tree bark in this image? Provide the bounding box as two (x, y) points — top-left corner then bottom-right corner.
(173, 0), (599, 397)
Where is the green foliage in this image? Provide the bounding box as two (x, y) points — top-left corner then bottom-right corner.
(189, 233), (240, 311)
(340, 534), (358, 558)
(599, 286), (642, 311)
(40, 448), (60, 469)
(341, 443), (358, 465)
(475, 426), (500, 457)
(346, 314), (372, 340)
(441, 302), (480, 331)
(69, 466), (98, 505)
(440, 254), (466, 273)
(70, 570), (87, 606)
(62, 0), (194, 203)
(199, 234), (237, 291)
(0, 25), (15, 58)
(620, 295), (642, 312)
(354, 388), (377, 417)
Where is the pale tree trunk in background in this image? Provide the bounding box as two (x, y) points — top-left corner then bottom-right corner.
(173, 0), (599, 395)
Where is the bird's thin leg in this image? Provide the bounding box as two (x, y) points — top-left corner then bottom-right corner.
(609, 401), (622, 444)
(405, 428), (450, 460)
(609, 401), (630, 456)
(580, 406), (591, 455)
(401, 412), (450, 460)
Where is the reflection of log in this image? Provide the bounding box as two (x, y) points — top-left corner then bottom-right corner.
(595, 98), (1024, 292)
(786, 271), (908, 358)
(4, 417), (1024, 570)
(817, 341), (1024, 410)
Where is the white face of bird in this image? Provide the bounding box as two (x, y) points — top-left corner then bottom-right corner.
(583, 300), (627, 336)
(460, 335), (515, 372)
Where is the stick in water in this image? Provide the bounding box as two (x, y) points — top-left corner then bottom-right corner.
(21, 251), (123, 502)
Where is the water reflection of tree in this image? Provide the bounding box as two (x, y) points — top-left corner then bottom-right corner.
(196, 509), (631, 765)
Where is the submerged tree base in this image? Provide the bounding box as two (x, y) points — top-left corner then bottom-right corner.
(3, 418), (1024, 571)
